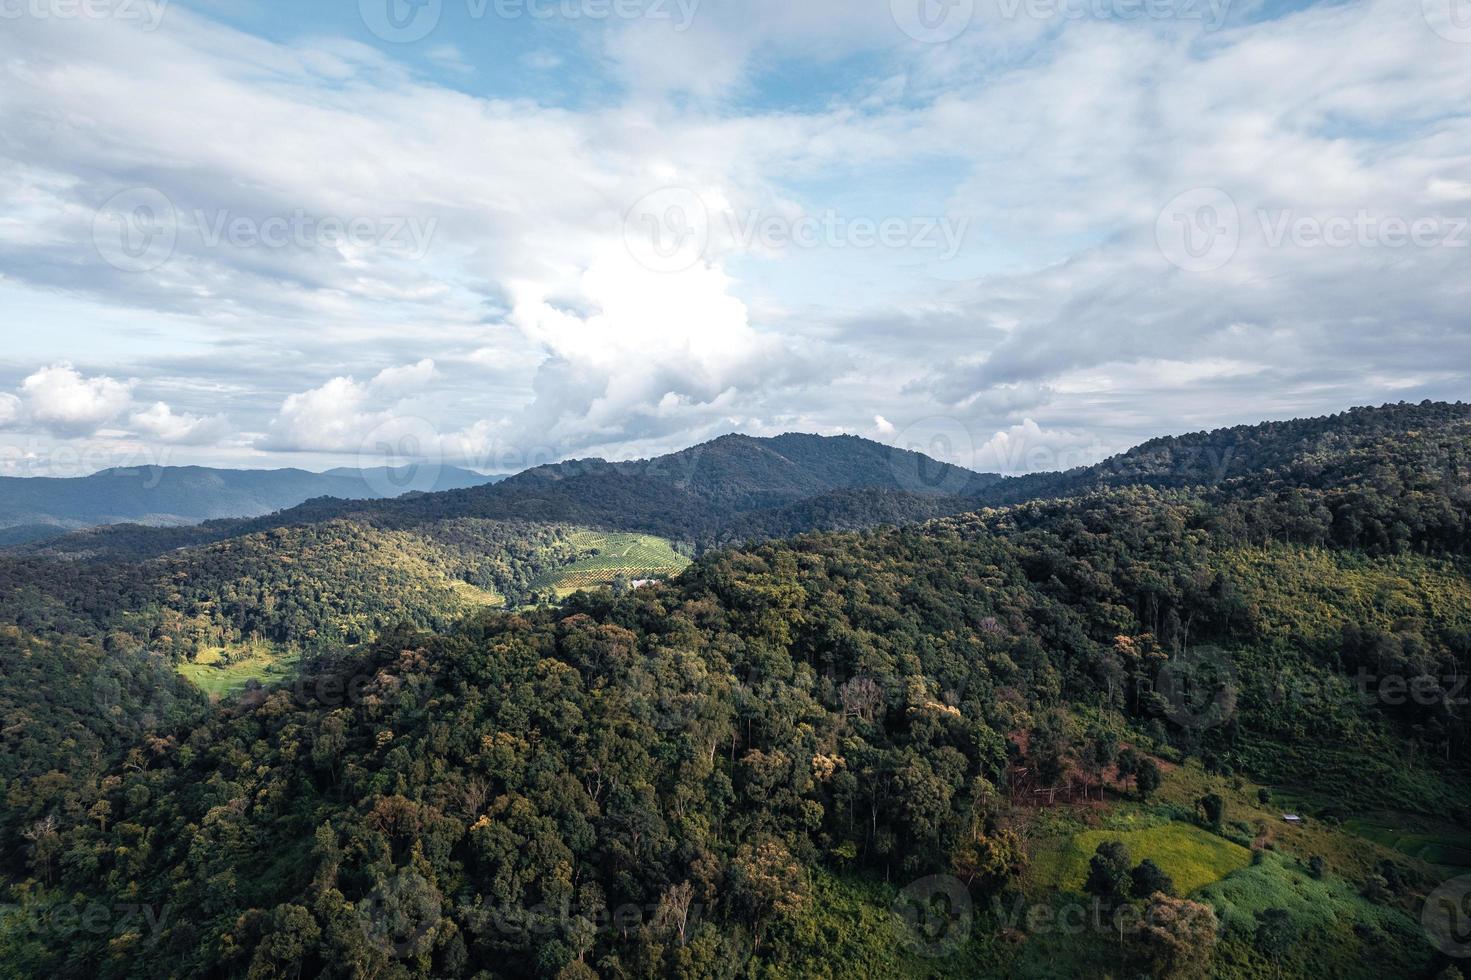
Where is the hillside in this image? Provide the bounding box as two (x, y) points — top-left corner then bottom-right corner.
(0, 464), (499, 532)
(1, 407), (1467, 978)
(19, 401), (1467, 566)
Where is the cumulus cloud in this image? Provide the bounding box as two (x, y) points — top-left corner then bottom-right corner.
(20, 363), (134, 436)
(0, 0), (1468, 467)
(0, 394), (20, 428)
(975, 419), (1112, 475)
(129, 402), (232, 446)
(262, 360), (445, 455)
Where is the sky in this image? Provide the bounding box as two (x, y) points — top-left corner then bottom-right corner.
(0, 0), (1468, 478)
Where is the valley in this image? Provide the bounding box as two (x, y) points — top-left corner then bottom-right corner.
(0, 403), (1467, 978)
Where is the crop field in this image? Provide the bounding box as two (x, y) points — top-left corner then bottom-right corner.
(177, 644), (301, 698)
(531, 532), (691, 597)
(1027, 820), (1252, 896)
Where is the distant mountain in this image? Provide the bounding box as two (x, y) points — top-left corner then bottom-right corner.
(15, 401), (1469, 562)
(0, 463), (502, 531)
(10, 432), (998, 559)
(253, 431), (1001, 540)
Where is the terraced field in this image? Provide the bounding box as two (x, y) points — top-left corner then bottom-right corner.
(531, 531), (691, 598)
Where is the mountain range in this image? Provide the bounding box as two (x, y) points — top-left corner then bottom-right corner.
(1, 399), (1468, 979)
(0, 463), (501, 542)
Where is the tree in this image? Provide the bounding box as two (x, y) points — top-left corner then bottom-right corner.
(1083, 841), (1132, 912)
(1087, 727), (1119, 800)
(1255, 907), (1296, 958)
(1131, 858), (1174, 898)
(1196, 793), (1225, 831)
(1135, 757), (1162, 801)
(952, 826), (1026, 893)
(730, 839), (808, 947)
(1131, 893), (1218, 979)
(1115, 747), (1140, 792)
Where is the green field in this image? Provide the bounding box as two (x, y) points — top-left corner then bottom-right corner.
(530, 531), (691, 598)
(177, 644), (301, 698)
(1027, 820), (1252, 897)
(1342, 812), (1471, 875)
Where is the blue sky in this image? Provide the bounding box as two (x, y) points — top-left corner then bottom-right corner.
(0, 0), (1468, 477)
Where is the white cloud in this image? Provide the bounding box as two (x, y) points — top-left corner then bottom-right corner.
(369, 359), (436, 397)
(0, 0), (1468, 467)
(129, 401), (232, 445)
(0, 394), (20, 428)
(975, 419), (1112, 475)
(19, 363), (134, 436)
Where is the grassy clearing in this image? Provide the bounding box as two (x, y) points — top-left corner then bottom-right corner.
(1342, 812), (1471, 875)
(177, 644), (301, 698)
(1026, 820), (1251, 896)
(1197, 850), (1433, 979)
(530, 531), (690, 597)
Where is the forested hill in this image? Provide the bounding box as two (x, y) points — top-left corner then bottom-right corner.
(2, 408), (1468, 979)
(14, 432), (999, 560)
(17, 400), (1468, 563)
(983, 400), (1471, 505)
(0, 464), (500, 534)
